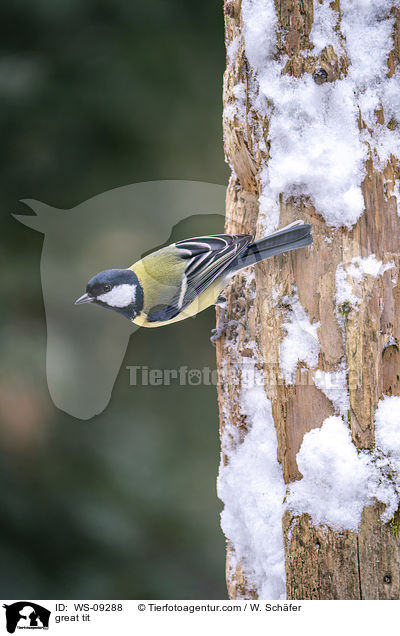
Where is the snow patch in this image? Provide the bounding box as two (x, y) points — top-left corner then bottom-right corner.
(240, 0), (400, 229)
(219, 382), (400, 596)
(336, 255), (394, 311)
(242, 0), (277, 73)
(310, 2), (342, 56)
(287, 396), (400, 531)
(224, 82), (247, 124)
(313, 363), (350, 416)
(286, 416), (372, 531)
(227, 35), (240, 64)
(372, 395), (400, 522)
(218, 366), (286, 600)
(347, 254), (394, 280)
(395, 179), (400, 217)
(279, 292), (320, 384)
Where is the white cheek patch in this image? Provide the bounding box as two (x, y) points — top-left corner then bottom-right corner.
(97, 284), (136, 307)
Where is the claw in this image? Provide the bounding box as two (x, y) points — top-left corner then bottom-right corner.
(211, 301), (247, 345)
(210, 317), (246, 345)
(210, 326), (223, 345)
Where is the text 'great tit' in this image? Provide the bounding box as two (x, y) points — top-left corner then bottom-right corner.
(75, 220), (312, 342)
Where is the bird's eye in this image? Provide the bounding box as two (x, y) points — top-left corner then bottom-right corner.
(103, 284), (111, 292)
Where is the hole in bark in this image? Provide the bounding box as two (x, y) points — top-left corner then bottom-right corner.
(384, 574), (391, 584)
(315, 541), (321, 549)
(382, 342), (399, 356)
(313, 68), (328, 84)
(224, 1), (236, 18)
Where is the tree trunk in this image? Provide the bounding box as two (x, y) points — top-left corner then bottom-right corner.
(217, 0), (400, 600)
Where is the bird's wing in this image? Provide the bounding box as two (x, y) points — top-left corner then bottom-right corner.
(146, 234), (252, 322)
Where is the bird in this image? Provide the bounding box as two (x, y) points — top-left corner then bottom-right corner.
(75, 220), (312, 343)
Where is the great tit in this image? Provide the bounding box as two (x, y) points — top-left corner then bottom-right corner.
(75, 220), (312, 341)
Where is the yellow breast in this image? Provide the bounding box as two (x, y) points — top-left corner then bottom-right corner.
(132, 277), (225, 328)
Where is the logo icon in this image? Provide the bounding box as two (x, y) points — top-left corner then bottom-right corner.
(2, 602), (50, 634)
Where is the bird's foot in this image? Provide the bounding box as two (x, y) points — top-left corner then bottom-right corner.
(211, 297), (246, 345)
(210, 319), (245, 345)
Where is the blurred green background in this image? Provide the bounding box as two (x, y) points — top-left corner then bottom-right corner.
(0, 0), (230, 598)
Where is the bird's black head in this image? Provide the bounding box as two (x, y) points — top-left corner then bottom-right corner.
(75, 268), (143, 321)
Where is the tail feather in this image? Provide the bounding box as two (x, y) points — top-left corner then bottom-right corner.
(233, 221), (312, 271)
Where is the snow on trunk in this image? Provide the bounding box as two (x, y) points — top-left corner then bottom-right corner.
(217, 0), (400, 599)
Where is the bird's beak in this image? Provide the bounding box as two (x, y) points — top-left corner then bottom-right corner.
(74, 293), (94, 305)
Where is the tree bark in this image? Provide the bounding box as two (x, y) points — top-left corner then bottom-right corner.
(217, 0), (400, 599)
